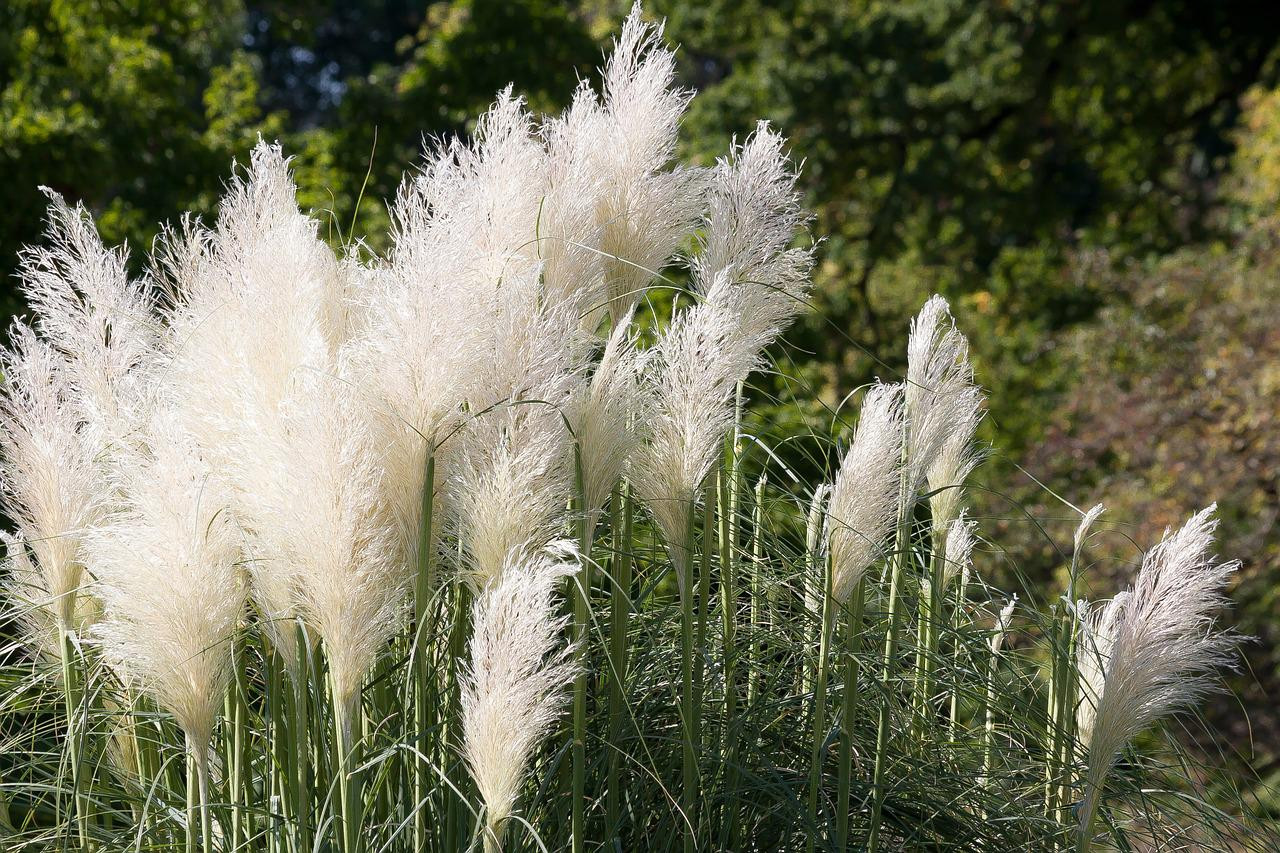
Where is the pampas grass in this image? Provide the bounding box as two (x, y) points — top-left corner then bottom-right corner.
(0, 6), (1267, 853)
(826, 382), (904, 606)
(460, 547), (576, 853)
(1073, 506), (1241, 852)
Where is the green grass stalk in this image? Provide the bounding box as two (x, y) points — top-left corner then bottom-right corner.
(293, 625), (312, 853)
(58, 626), (91, 850)
(606, 480), (631, 841)
(413, 451), (437, 853)
(571, 445), (592, 853)
(680, 500), (698, 853)
(835, 577), (866, 850)
(806, 561), (835, 853)
(868, 494), (912, 853)
(330, 684), (362, 853)
(747, 477), (767, 709)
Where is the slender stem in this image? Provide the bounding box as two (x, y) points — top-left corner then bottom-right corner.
(806, 565), (835, 852)
(606, 481), (631, 841)
(483, 822), (503, 853)
(1075, 770), (1104, 853)
(59, 627), (91, 850)
(189, 736), (213, 853)
(227, 639), (250, 850)
(868, 498), (911, 853)
(695, 492), (712, 783)
(571, 445), (591, 853)
(835, 578), (865, 850)
(267, 646), (291, 851)
(187, 746), (198, 853)
(947, 571), (971, 738)
(717, 441), (739, 849)
(747, 477), (766, 709)
(293, 627), (312, 853)
(444, 578), (472, 851)
(331, 685), (362, 853)
(413, 451), (436, 853)
(680, 501), (698, 853)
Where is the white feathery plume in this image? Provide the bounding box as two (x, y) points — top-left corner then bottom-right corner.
(351, 212), (479, 574)
(694, 125), (813, 344)
(261, 365), (404, 716)
(634, 126), (812, 586)
(1, 195), (157, 652)
(449, 411), (573, 590)
(904, 296), (980, 503)
(1073, 505), (1240, 842)
(591, 4), (704, 323)
(565, 311), (648, 538)
(536, 83), (609, 330)
(825, 383), (905, 604)
(941, 511), (977, 593)
(925, 381), (984, 533)
(18, 190), (158, 448)
(1073, 503), (1106, 556)
(393, 90), (546, 305)
(87, 411), (242, 754)
(991, 596), (1017, 654)
(157, 141), (349, 666)
(461, 547), (577, 850)
(0, 329), (100, 643)
(632, 293), (757, 587)
(803, 484), (832, 616)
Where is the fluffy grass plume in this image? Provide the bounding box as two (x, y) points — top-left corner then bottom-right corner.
(461, 547), (577, 850)
(826, 382), (904, 604)
(87, 412), (241, 753)
(904, 295), (982, 502)
(1074, 505), (1241, 848)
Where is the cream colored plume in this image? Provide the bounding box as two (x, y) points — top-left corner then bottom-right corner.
(826, 383), (905, 604)
(461, 547), (576, 850)
(88, 412), (242, 753)
(634, 125), (812, 588)
(156, 141), (350, 667)
(565, 312), (648, 539)
(904, 296), (981, 504)
(1074, 505), (1240, 842)
(1, 194), (156, 653)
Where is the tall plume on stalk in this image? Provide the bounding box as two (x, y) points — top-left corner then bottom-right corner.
(589, 4), (704, 325)
(87, 412), (242, 756)
(1, 194), (156, 651)
(826, 383), (905, 605)
(156, 141), (354, 668)
(904, 296), (981, 506)
(925, 378), (984, 534)
(941, 511), (977, 593)
(261, 369), (403, 716)
(394, 87), (583, 588)
(461, 548), (577, 851)
(635, 125), (813, 585)
(565, 313), (648, 539)
(1073, 505), (1240, 846)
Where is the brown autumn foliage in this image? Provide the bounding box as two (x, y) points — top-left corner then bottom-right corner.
(983, 221), (1280, 807)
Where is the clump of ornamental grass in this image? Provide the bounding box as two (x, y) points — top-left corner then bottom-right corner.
(0, 5), (1271, 853)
